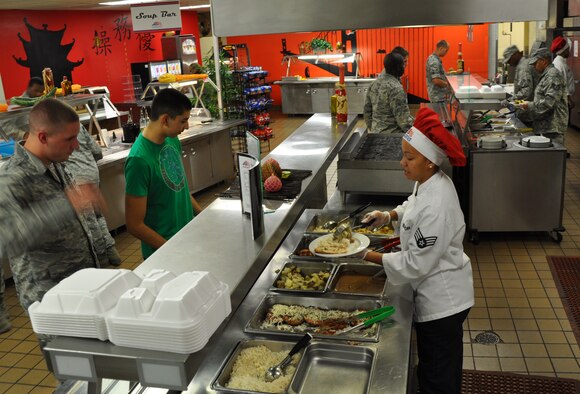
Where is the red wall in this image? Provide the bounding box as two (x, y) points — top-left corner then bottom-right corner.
(227, 24), (489, 104)
(0, 10), (200, 102)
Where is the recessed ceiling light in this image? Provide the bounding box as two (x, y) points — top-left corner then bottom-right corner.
(180, 4), (210, 9)
(99, 0), (160, 6)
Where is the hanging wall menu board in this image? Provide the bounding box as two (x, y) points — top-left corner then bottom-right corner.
(237, 153), (264, 239)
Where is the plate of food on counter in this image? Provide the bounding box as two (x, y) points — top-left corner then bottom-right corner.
(308, 233), (370, 258)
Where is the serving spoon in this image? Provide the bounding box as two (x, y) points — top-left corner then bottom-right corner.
(264, 333), (312, 382)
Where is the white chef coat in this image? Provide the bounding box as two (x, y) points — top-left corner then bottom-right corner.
(382, 170), (474, 322)
(553, 55), (575, 96)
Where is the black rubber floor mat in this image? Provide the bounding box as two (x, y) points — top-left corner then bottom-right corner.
(547, 256), (580, 345)
(461, 369), (580, 394)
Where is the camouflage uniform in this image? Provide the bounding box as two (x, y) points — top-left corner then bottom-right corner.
(0, 171), (82, 329)
(426, 53), (449, 102)
(364, 70), (414, 134)
(0, 144), (98, 310)
(513, 57), (538, 101)
(65, 126), (117, 266)
(522, 64), (568, 144)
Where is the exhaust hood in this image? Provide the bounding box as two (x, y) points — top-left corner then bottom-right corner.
(211, 0), (549, 37)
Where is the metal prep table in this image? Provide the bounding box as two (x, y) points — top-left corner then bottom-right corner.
(451, 105), (567, 243)
(465, 121), (567, 244)
(42, 114), (359, 393)
(275, 77), (375, 115)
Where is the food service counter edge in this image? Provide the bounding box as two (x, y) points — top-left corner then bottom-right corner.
(43, 114), (359, 390)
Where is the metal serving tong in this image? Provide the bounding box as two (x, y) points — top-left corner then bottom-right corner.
(322, 202), (372, 231)
(340, 305), (396, 335)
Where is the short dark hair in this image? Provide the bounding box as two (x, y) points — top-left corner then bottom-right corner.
(29, 98), (79, 135)
(384, 53), (405, 78)
(391, 46), (409, 58)
(436, 40), (449, 49)
(150, 88), (192, 121)
(28, 77), (44, 88)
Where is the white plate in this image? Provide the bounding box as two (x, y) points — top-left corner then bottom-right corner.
(309, 233), (370, 258)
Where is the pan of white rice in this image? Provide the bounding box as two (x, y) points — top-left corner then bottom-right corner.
(212, 339), (304, 393)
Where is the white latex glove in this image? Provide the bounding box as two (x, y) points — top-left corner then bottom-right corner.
(361, 210), (390, 227)
(352, 248), (369, 260)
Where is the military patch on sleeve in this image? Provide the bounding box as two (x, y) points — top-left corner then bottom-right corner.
(414, 228), (437, 249)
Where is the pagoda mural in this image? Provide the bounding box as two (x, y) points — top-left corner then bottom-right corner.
(13, 18), (84, 84)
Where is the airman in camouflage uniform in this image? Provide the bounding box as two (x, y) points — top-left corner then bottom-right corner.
(503, 45), (538, 101)
(518, 48), (568, 145)
(0, 171), (84, 330)
(364, 69), (413, 134)
(66, 125), (120, 266)
(0, 99), (99, 311)
(426, 41), (450, 103)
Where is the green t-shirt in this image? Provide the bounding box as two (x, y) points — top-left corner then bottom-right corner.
(125, 134), (194, 259)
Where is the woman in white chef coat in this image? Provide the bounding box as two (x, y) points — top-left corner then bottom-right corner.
(362, 108), (474, 394)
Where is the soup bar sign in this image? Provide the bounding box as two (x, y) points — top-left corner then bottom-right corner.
(131, 1), (182, 32)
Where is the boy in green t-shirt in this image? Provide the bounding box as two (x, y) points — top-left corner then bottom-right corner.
(124, 89), (202, 259)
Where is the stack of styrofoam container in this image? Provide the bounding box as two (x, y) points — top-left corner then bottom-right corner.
(455, 85), (482, 99)
(479, 85), (506, 99)
(106, 271), (231, 354)
(28, 269), (141, 340)
(28, 268), (231, 354)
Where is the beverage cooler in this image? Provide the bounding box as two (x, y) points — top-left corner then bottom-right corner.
(161, 34), (198, 73)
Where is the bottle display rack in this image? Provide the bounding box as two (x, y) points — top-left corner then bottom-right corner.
(231, 66), (274, 151)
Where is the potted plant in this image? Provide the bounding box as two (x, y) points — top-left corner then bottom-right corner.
(310, 38), (332, 54)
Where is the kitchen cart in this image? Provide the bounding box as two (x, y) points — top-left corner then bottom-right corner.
(446, 75), (567, 243)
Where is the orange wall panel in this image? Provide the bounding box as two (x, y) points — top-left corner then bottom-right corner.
(228, 24), (489, 104)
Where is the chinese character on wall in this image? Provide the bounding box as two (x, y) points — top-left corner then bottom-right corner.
(137, 32), (156, 51)
(92, 29), (112, 56)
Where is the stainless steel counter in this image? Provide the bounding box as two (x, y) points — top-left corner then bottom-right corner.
(275, 78), (375, 115)
(447, 74), (503, 112)
(43, 114), (359, 391)
(275, 77), (376, 85)
(96, 119), (245, 170)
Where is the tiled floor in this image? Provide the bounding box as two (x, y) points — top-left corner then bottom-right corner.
(0, 112), (578, 392)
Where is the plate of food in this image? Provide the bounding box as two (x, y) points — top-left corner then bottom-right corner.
(308, 233), (370, 258)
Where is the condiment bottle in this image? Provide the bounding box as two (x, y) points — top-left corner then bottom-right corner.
(42, 68), (54, 95)
(139, 107), (148, 132)
(61, 76), (72, 96)
(457, 42), (465, 73)
(335, 64), (348, 123)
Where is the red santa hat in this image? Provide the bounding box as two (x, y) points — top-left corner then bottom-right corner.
(550, 36), (569, 55)
(403, 108), (466, 167)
